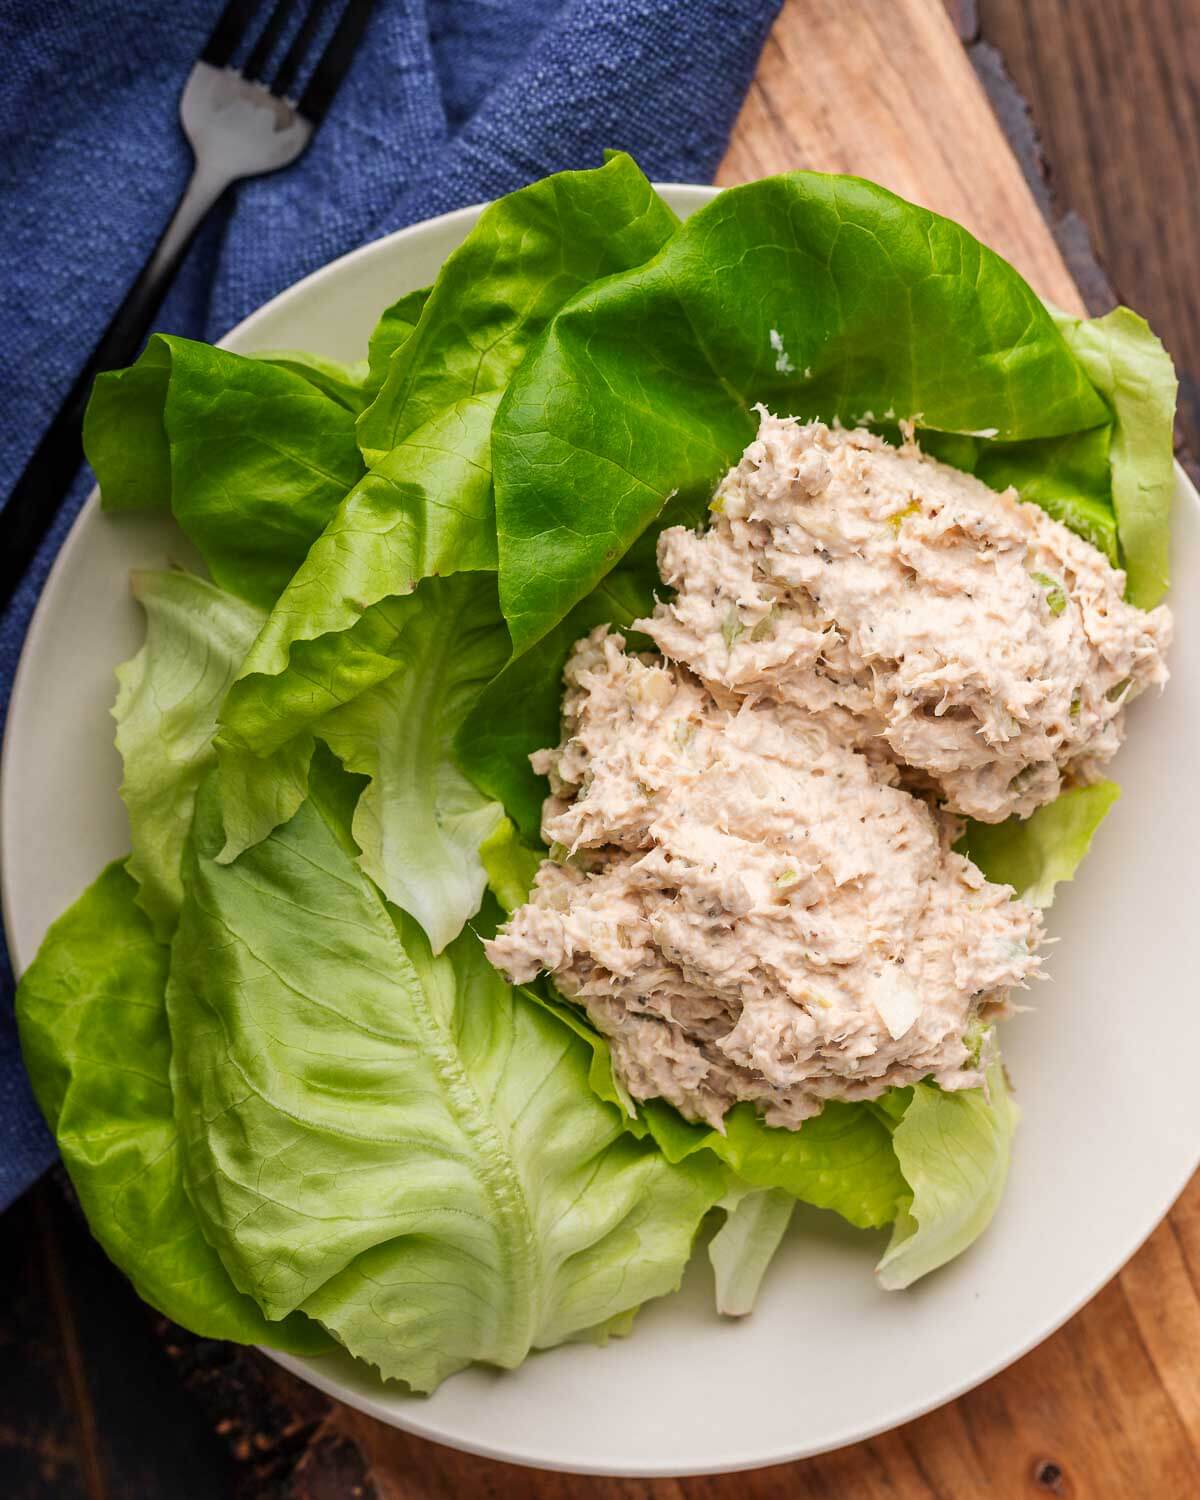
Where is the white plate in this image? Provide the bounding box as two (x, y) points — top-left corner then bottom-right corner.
(4, 186), (1199, 1478)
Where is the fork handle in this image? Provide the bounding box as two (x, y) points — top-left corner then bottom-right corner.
(0, 162), (234, 608)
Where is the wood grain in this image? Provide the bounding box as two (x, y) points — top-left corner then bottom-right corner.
(717, 0), (1085, 313)
(0, 1179), (236, 1500)
(980, 0), (1200, 448)
(183, 1177), (1200, 1500)
(0, 1186), (91, 1499)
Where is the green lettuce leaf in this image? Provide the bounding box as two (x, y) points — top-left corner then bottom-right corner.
(641, 1099), (906, 1230)
(217, 153), (678, 771)
(256, 350), (371, 413)
(971, 426), (1119, 564)
(356, 153), (678, 468)
(708, 1188), (796, 1316)
(960, 781), (1120, 907)
(166, 766), (725, 1391)
(14, 861), (331, 1355)
(538, 979), (1022, 1289)
(253, 286), (435, 414)
(876, 1059), (1019, 1290)
(60, 160), (1178, 1361)
(84, 335), (364, 611)
(492, 171), (1112, 654)
(213, 733), (316, 865)
(1053, 306), (1177, 606)
(219, 592), (426, 759)
(113, 571), (264, 938)
(319, 574), (509, 952)
(479, 817), (543, 914)
(463, 178), (1175, 834)
(526, 990), (905, 1230)
(364, 286), (431, 396)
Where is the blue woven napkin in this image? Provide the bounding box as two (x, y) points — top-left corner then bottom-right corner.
(0, 0), (781, 1210)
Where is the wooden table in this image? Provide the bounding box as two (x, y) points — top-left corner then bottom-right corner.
(4, 2), (1198, 1496)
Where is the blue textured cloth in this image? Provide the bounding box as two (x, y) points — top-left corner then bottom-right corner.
(0, 1), (780, 1210)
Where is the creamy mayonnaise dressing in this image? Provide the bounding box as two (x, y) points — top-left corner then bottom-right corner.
(485, 413), (1170, 1128)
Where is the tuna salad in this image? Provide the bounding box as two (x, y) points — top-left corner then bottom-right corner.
(648, 411), (1172, 822)
(486, 629), (1044, 1127)
(486, 412), (1171, 1128)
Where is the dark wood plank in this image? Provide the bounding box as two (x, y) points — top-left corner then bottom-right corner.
(0, 1179), (237, 1500)
(158, 1328), (369, 1499)
(0, 1186), (93, 1500)
(980, 0), (1200, 448)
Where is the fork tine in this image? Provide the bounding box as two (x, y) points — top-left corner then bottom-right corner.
(202, 0), (265, 68)
(271, 0), (333, 100)
(243, 0), (297, 80)
(297, 0), (376, 124)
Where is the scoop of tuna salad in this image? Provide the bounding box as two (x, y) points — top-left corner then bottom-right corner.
(645, 411), (1171, 822)
(485, 409), (1171, 1130)
(485, 629), (1044, 1129)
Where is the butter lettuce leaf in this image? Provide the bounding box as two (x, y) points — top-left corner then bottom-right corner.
(708, 1188), (796, 1316)
(528, 990), (906, 1230)
(84, 334), (364, 610)
(642, 1098), (907, 1230)
(113, 571), (264, 938)
(960, 781), (1120, 907)
(48, 160), (1178, 1372)
(319, 574), (509, 952)
(217, 405), (500, 759)
(540, 985), (1018, 1288)
(217, 153), (678, 777)
(255, 349), (371, 413)
(876, 1060), (1019, 1290)
(479, 817), (544, 915)
(1053, 306), (1177, 606)
(869, 769), (1104, 1286)
(109, 568), (316, 893)
(166, 767), (724, 1391)
(467, 176), (1174, 836)
(356, 153), (678, 468)
(364, 285), (431, 397)
(14, 861), (331, 1355)
(214, 733), (316, 865)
